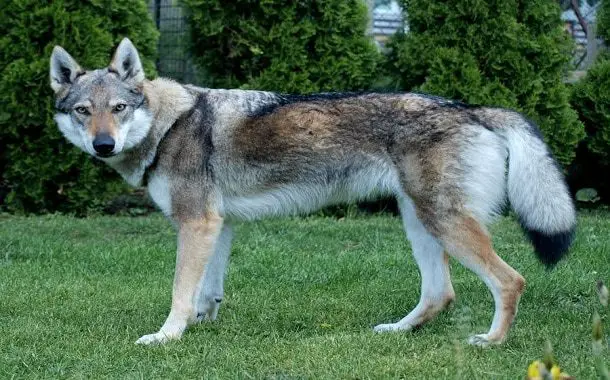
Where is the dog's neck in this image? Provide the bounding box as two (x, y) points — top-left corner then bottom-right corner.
(101, 78), (197, 187)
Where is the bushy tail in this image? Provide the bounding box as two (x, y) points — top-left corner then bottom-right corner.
(504, 119), (576, 266)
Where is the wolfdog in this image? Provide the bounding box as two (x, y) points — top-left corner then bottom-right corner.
(50, 38), (575, 346)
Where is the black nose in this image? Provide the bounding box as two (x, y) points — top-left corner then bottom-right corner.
(92, 134), (115, 156)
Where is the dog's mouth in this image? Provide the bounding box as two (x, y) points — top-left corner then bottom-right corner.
(96, 151), (116, 158)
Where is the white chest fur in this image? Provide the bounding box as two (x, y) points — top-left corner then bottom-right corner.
(147, 173), (172, 216)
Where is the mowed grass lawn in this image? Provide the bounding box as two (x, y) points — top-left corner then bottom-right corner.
(0, 211), (608, 379)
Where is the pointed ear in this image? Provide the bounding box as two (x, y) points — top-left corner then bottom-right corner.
(50, 46), (84, 93)
(109, 38), (145, 83)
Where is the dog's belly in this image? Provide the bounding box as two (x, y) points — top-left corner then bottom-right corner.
(220, 165), (400, 221)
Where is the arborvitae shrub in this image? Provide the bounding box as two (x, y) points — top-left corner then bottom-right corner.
(597, 0), (610, 45)
(0, 0), (158, 214)
(571, 0), (610, 165)
(572, 59), (610, 165)
(568, 0), (610, 202)
(386, 0), (585, 166)
(182, 0), (381, 93)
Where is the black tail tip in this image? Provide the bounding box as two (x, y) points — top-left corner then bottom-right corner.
(525, 228), (575, 267)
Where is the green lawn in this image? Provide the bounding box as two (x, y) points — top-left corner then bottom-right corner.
(0, 211), (608, 379)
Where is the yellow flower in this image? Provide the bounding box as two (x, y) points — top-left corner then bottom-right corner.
(527, 360), (543, 380)
(550, 365), (561, 379)
(528, 361), (572, 380)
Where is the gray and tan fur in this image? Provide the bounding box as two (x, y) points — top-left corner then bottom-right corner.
(50, 38), (576, 346)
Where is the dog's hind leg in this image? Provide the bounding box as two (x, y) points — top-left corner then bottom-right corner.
(374, 197), (455, 333)
(439, 214), (525, 347)
(196, 223), (233, 322)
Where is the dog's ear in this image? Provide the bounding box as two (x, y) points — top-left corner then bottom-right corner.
(50, 46), (83, 93)
(109, 38), (145, 84)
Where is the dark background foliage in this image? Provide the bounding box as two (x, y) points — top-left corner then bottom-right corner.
(182, 0), (381, 93)
(2, 0), (608, 213)
(569, 0), (610, 202)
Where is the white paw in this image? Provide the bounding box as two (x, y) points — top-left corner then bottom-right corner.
(373, 322), (414, 333)
(467, 334), (499, 347)
(135, 330), (181, 345)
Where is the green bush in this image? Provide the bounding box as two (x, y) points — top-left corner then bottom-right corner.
(0, 0), (158, 214)
(572, 59), (610, 165)
(597, 0), (610, 45)
(572, 0), (610, 165)
(385, 0), (585, 166)
(567, 0), (610, 203)
(182, 0), (381, 93)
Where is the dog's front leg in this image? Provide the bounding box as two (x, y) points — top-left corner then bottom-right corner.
(136, 214), (224, 345)
(196, 223), (233, 322)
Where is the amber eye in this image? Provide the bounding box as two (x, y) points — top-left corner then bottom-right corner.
(113, 103), (127, 112)
(75, 106), (89, 115)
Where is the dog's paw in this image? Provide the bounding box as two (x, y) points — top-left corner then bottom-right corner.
(373, 322), (414, 333)
(135, 331), (181, 345)
(467, 333), (502, 347)
(196, 296), (222, 322)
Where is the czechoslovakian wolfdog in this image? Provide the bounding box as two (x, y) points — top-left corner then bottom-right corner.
(50, 38), (575, 346)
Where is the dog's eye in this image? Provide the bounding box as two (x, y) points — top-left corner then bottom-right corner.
(75, 106), (89, 115)
(113, 104), (127, 112)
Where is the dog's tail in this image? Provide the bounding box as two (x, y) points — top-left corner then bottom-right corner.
(500, 116), (576, 266)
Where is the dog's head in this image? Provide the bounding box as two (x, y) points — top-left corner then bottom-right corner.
(50, 38), (152, 158)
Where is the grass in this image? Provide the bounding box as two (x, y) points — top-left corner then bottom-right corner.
(0, 210), (608, 379)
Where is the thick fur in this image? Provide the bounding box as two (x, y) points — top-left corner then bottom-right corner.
(50, 39), (576, 346)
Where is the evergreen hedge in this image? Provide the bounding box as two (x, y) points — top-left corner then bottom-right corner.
(570, 0), (610, 165)
(0, 0), (158, 214)
(597, 0), (610, 45)
(569, 0), (610, 202)
(385, 0), (585, 166)
(572, 59), (610, 165)
(181, 0), (381, 93)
